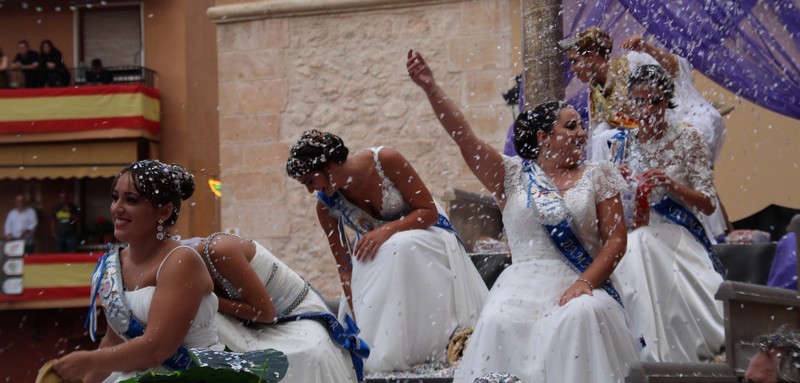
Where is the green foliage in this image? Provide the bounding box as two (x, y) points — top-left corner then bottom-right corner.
(119, 348), (288, 383)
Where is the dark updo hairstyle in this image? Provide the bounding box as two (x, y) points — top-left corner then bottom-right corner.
(113, 160), (195, 227)
(513, 100), (573, 160)
(286, 129), (349, 178)
(627, 64), (677, 109)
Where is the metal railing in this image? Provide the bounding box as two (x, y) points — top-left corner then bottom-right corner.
(0, 66), (158, 89)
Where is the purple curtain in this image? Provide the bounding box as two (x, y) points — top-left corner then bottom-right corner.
(504, 0), (800, 155)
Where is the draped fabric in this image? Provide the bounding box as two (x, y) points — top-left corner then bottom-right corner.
(505, 0), (800, 155)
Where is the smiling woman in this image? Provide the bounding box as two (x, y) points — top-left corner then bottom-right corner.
(51, 160), (286, 383)
(408, 49), (638, 383)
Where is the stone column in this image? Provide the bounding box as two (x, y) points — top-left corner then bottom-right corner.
(520, 0), (564, 108)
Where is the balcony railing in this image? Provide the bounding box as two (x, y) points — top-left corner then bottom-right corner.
(0, 66), (158, 89)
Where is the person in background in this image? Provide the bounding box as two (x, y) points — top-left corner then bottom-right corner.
(51, 191), (80, 253)
(621, 35), (730, 238)
(0, 47), (8, 88)
(5, 194), (38, 254)
(39, 39), (70, 87)
(767, 215), (800, 291)
(558, 28), (659, 162)
(86, 58), (113, 85)
(745, 327), (800, 383)
(611, 65), (725, 363)
(10, 40), (41, 88)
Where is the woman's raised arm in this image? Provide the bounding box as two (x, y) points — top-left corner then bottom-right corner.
(407, 49), (506, 204)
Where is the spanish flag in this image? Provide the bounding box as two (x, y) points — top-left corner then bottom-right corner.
(0, 85), (160, 135)
(0, 253), (103, 302)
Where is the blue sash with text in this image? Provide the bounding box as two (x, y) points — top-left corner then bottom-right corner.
(651, 196), (726, 277)
(523, 160), (624, 306)
(85, 246), (196, 371)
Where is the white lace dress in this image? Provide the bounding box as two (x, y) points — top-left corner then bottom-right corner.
(210, 239), (358, 383)
(453, 158), (639, 383)
(324, 147), (488, 373)
(667, 56), (728, 238)
(613, 125), (725, 362)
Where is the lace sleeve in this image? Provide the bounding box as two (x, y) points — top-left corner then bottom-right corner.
(592, 161), (627, 204)
(680, 128), (717, 202)
(502, 155), (523, 195)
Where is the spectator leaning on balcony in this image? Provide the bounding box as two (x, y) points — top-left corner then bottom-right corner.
(5, 194), (38, 254)
(39, 39), (70, 87)
(86, 58), (113, 85)
(10, 40), (41, 88)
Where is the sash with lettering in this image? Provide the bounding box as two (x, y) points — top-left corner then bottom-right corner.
(651, 196), (726, 277)
(85, 245), (196, 370)
(522, 160), (623, 306)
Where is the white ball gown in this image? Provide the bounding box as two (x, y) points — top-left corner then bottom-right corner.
(453, 158), (639, 383)
(206, 236), (359, 383)
(318, 147), (488, 373)
(613, 124), (725, 362)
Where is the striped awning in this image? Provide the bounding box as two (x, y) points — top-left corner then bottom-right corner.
(0, 140), (143, 179)
(0, 85), (160, 136)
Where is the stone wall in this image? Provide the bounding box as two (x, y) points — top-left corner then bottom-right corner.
(210, 0), (520, 297)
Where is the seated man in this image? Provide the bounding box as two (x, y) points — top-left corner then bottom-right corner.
(745, 327), (800, 383)
(86, 58), (113, 84)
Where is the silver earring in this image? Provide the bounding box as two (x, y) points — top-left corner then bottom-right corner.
(156, 219), (165, 240)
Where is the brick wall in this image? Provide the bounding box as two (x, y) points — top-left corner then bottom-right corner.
(211, 0), (520, 296)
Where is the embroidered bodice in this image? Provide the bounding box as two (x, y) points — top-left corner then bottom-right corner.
(627, 123), (717, 209)
(202, 233), (309, 317)
(501, 157), (626, 265)
(320, 147), (418, 236)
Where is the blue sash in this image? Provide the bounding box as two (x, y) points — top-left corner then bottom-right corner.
(277, 312), (370, 382)
(651, 196), (726, 277)
(523, 160), (624, 306)
(609, 129), (631, 165)
(85, 245), (196, 371)
(317, 191), (461, 252)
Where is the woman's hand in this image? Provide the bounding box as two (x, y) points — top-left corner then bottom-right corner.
(354, 227), (393, 262)
(621, 35), (646, 51)
(639, 168), (676, 190)
(407, 49), (436, 92)
(559, 280), (594, 306)
(54, 350), (105, 383)
(617, 164), (631, 180)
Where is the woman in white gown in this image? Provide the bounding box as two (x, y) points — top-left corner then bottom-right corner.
(611, 65), (725, 362)
(52, 161), (268, 383)
(182, 232), (361, 382)
(407, 50), (639, 383)
(620, 36), (729, 238)
(286, 130), (487, 373)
